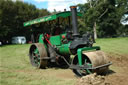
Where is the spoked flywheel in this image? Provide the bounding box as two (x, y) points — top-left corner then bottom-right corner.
(72, 54), (92, 77)
(29, 43), (48, 68)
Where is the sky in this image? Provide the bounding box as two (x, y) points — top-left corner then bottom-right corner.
(121, 15), (128, 25)
(20, 0), (87, 12)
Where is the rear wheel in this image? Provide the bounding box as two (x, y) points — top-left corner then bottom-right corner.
(29, 43), (48, 68)
(72, 54), (92, 77)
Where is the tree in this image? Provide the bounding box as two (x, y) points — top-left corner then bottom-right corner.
(78, 0), (128, 38)
(78, 0), (111, 38)
(0, 0), (50, 43)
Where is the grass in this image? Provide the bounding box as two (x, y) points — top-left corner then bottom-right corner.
(0, 37), (128, 85)
(0, 44), (76, 85)
(94, 37), (128, 55)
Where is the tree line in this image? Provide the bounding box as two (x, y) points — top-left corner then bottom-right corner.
(0, 0), (50, 43)
(0, 0), (128, 44)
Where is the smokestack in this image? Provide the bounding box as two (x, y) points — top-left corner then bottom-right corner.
(70, 6), (79, 37)
(64, 9), (66, 12)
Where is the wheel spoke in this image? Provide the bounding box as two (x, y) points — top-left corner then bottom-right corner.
(33, 55), (36, 59)
(73, 58), (92, 77)
(37, 61), (40, 65)
(32, 49), (41, 66)
(86, 69), (91, 74)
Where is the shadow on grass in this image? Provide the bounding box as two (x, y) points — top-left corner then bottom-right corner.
(47, 63), (69, 69)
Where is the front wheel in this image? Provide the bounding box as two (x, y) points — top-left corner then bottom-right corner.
(72, 54), (92, 77)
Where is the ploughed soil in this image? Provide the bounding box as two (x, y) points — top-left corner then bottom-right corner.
(51, 53), (128, 85)
(75, 54), (128, 85)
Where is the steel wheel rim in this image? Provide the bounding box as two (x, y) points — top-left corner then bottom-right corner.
(29, 43), (48, 68)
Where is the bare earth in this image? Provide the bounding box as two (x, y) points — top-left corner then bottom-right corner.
(104, 54), (128, 85)
(75, 54), (128, 85)
(52, 54), (128, 85)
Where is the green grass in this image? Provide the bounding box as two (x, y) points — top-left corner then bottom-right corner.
(94, 37), (128, 55)
(0, 37), (128, 85)
(0, 44), (76, 85)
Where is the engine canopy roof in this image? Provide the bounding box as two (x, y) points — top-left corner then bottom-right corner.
(23, 11), (82, 27)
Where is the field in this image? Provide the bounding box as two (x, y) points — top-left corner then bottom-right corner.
(0, 37), (128, 85)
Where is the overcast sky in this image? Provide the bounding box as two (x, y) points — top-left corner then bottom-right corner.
(18, 0), (87, 12)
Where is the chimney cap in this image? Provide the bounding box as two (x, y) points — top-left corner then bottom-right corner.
(70, 6), (77, 9)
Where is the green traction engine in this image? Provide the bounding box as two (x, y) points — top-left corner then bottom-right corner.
(24, 6), (112, 77)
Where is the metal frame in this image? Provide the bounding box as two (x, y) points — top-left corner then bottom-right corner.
(77, 46), (100, 65)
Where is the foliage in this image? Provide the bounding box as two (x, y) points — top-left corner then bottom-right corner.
(78, 0), (128, 37)
(0, 0), (50, 42)
(0, 0), (128, 43)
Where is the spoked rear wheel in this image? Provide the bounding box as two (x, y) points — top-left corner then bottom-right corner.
(29, 43), (48, 68)
(72, 54), (92, 77)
